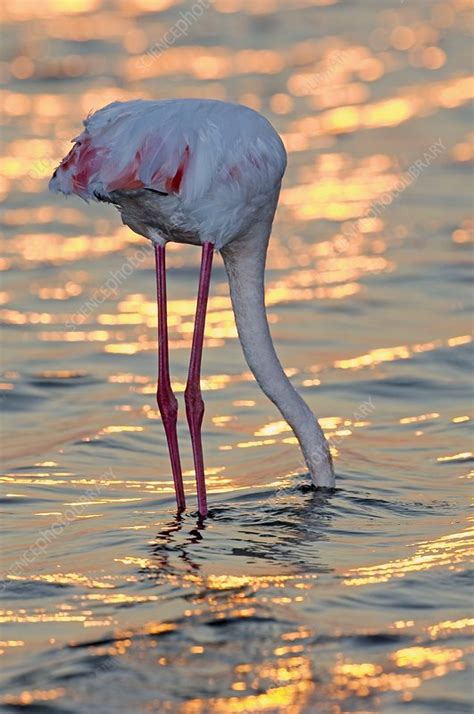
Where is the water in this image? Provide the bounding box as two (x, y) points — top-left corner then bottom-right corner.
(1, 0), (473, 711)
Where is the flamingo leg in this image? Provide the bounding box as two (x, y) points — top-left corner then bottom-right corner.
(185, 242), (214, 517)
(155, 244), (186, 512)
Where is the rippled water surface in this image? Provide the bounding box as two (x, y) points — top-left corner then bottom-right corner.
(1, 0), (473, 711)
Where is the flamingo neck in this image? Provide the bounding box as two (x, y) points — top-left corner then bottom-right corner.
(221, 218), (334, 488)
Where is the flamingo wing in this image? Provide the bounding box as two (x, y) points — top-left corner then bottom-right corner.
(50, 99), (287, 217)
(50, 100), (197, 199)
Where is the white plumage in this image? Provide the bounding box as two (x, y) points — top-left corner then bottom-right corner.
(50, 98), (287, 250)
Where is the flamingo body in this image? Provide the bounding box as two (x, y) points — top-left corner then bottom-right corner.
(50, 98), (334, 516)
(49, 99), (287, 250)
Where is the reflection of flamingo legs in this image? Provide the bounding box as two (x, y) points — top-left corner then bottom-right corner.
(150, 514), (205, 578)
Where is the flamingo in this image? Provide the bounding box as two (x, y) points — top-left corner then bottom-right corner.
(49, 98), (334, 517)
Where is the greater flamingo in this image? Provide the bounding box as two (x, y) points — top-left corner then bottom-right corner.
(49, 98), (334, 517)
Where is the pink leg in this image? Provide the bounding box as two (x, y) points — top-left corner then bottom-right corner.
(155, 244), (186, 512)
(185, 242), (214, 517)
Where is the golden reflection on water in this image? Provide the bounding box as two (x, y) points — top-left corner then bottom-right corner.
(333, 334), (472, 371)
(3, 689), (66, 708)
(4, 573), (115, 590)
(326, 617), (474, 702)
(329, 646), (467, 703)
(343, 524), (474, 587)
